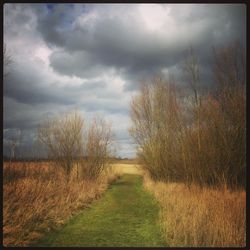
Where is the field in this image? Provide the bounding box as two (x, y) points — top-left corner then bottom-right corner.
(3, 161), (246, 247)
(111, 163), (143, 175)
(3, 161), (122, 247)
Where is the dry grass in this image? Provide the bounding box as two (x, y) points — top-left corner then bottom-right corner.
(111, 164), (143, 175)
(3, 161), (122, 247)
(144, 173), (246, 247)
(109, 158), (139, 164)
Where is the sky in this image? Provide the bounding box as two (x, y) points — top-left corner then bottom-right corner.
(3, 3), (246, 158)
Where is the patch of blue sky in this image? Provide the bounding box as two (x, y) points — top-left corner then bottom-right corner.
(59, 13), (75, 31)
(46, 4), (55, 13)
(45, 4), (76, 31)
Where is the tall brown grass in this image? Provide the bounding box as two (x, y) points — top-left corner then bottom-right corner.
(3, 161), (121, 247)
(144, 173), (246, 247)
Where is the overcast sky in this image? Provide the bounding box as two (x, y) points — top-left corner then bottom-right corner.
(3, 3), (246, 158)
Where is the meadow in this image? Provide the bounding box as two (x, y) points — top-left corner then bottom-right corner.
(3, 161), (122, 247)
(3, 161), (246, 247)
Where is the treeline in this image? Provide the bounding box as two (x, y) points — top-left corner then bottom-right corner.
(130, 42), (246, 189)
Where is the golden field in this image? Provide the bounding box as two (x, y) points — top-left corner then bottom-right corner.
(3, 161), (245, 247)
(3, 161), (122, 247)
(111, 163), (143, 175)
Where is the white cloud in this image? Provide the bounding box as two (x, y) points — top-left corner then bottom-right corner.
(139, 4), (171, 32)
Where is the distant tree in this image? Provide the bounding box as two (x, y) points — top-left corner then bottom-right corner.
(7, 129), (22, 164)
(3, 43), (12, 78)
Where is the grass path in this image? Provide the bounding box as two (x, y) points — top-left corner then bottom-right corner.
(32, 174), (167, 247)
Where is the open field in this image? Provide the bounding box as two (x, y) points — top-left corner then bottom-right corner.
(109, 158), (140, 165)
(3, 161), (142, 183)
(3, 161), (246, 247)
(111, 163), (143, 175)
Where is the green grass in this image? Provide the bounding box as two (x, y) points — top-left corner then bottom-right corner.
(31, 174), (167, 247)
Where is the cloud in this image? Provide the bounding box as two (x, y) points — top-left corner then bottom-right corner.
(3, 3), (246, 158)
(34, 4), (245, 89)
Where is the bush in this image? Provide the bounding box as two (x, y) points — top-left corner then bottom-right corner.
(130, 42), (246, 189)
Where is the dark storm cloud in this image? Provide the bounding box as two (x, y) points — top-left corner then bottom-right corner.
(3, 4), (246, 158)
(36, 5), (67, 47)
(4, 54), (116, 107)
(4, 118), (37, 130)
(4, 74), (126, 132)
(35, 4), (88, 48)
(4, 97), (43, 130)
(5, 74), (73, 105)
(49, 49), (106, 78)
(34, 4), (246, 90)
(4, 60), (74, 105)
(79, 98), (129, 115)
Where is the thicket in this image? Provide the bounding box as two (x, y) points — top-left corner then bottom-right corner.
(37, 111), (115, 181)
(130, 42), (246, 189)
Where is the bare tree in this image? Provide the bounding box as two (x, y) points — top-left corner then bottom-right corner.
(181, 47), (206, 186)
(4, 43), (12, 78)
(6, 129), (22, 165)
(83, 116), (115, 180)
(182, 46), (200, 105)
(130, 41), (245, 189)
(130, 75), (183, 181)
(213, 41), (246, 90)
(210, 42), (246, 188)
(37, 110), (84, 181)
(38, 111), (115, 182)
(181, 42), (246, 188)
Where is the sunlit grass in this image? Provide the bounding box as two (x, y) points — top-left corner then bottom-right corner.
(111, 164), (143, 175)
(144, 173), (246, 247)
(32, 174), (166, 247)
(3, 161), (121, 247)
